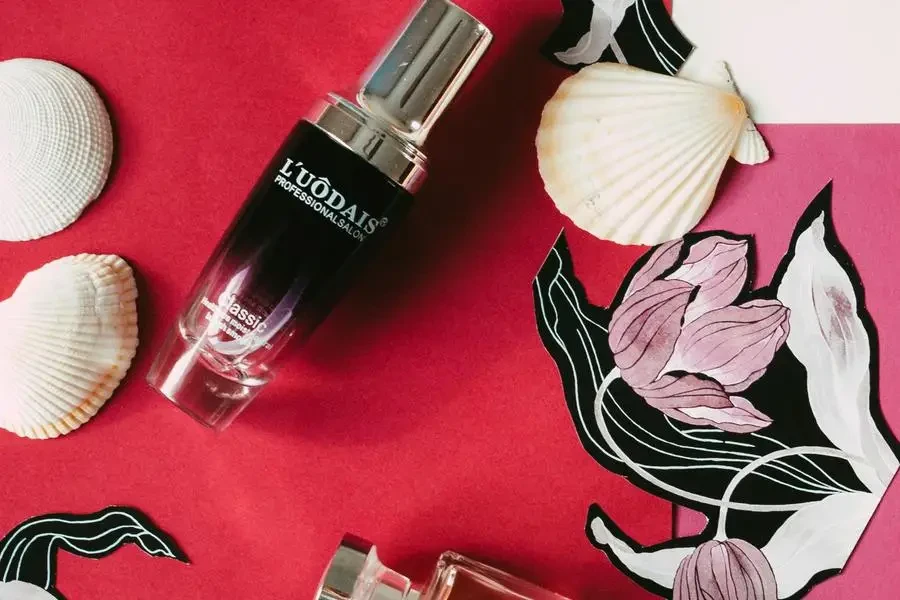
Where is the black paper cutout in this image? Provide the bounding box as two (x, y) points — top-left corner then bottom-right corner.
(542, 0), (694, 75)
(533, 184), (900, 599)
(0, 506), (187, 599)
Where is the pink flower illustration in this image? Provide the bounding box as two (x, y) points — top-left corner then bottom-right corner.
(673, 539), (778, 600)
(609, 237), (789, 433)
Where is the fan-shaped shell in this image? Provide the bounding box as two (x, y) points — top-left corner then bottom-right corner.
(0, 255), (138, 439)
(537, 63), (747, 246)
(731, 119), (770, 166)
(679, 52), (770, 166)
(0, 58), (113, 241)
(0, 581), (56, 599)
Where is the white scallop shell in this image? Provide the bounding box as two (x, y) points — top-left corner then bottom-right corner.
(0, 581), (56, 600)
(0, 58), (114, 241)
(536, 64), (748, 246)
(730, 119), (770, 166)
(0, 255), (138, 439)
(679, 52), (770, 165)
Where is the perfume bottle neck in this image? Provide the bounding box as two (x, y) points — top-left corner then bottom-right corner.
(311, 95), (428, 194)
(360, 557), (418, 600)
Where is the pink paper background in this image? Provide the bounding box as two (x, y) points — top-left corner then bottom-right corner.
(670, 1), (900, 596)
(665, 4), (900, 597)
(678, 127), (900, 598)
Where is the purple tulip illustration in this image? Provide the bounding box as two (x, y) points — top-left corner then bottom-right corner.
(607, 237), (789, 433)
(673, 539), (777, 600)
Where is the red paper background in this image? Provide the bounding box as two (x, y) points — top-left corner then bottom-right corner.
(0, 2), (670, 599)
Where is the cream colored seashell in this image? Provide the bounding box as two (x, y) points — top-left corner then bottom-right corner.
(0, 255), (138, 440)
(0, 58), (114, 241)
(679, 52), (770, 165)
(0, 581), (57, 600)
(536, 63), (747, 246)
(730, 119), (770, 165)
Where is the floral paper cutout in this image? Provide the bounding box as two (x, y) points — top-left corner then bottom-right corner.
(533, 184), (899, 598)
(0, 507), (187, 599)
(542, 0), (694, 74)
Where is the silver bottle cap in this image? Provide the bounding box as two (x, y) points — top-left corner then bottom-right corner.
(358, 0), (492, 145)
(316, 536), (415, 600)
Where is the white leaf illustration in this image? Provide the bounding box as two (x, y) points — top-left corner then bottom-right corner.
(555, 0), (636, 65)
(777, 212), (898, 492)
(762, 492), (879, 599)
(588, 515), (693, 588)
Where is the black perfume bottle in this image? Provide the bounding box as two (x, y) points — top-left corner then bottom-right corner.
(147, 0), (492, 430)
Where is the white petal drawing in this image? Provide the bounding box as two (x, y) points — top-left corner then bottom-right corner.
(555, 0), (637, 65)
(0, 581), (55, 599)
(777, 212), (899, 492)
(588, 515), (694, 588)
(762, 492), (879, 599)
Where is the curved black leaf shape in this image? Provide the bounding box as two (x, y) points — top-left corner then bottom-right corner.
(541, 0), (694, 75)
(0, 506), (188, 598)
(534, 221), (868, 549)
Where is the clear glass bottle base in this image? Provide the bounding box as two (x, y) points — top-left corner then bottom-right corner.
(146, 329), (269, 431)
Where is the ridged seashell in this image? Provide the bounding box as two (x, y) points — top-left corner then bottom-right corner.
(0, 255), (138, 439)
(679, 52), (770, 166)
(536, 64), (747, 245)
(0, 58), (114, 241)
(730, 119), (770, 166)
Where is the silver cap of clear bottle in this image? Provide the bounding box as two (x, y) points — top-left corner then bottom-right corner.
(358, 0), (493, 145)
(312, 0), (492, 192)
(316, 536), (416, 600)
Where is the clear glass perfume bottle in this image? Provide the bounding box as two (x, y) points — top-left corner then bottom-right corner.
(317, 536), (569, 600)
(146, 0), (491, 430)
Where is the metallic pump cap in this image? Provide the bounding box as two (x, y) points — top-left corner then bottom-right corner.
(316, 536), (414, 600)
(359, 0), (493, 145)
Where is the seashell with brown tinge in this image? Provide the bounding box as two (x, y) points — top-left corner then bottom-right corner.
(678, 50), (770, 166)
(536, 63), (748, 246)
(0, 58), (113, 241)
(0, 255), (138, 439)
